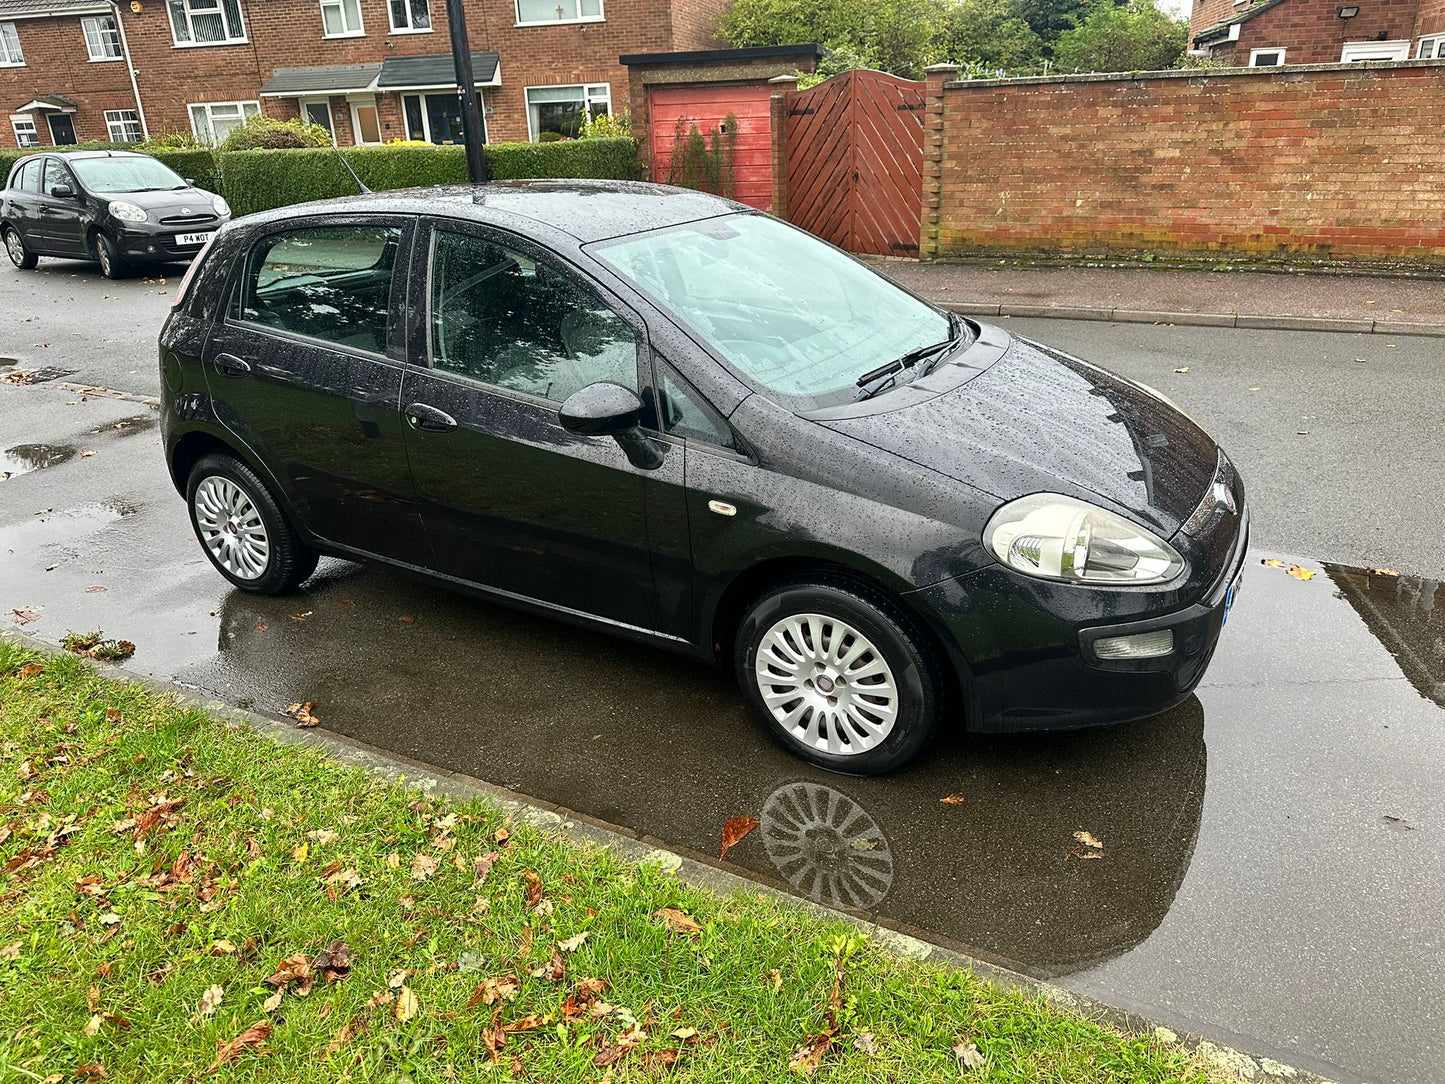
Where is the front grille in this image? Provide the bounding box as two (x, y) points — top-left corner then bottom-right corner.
(158, 212), (218, 226)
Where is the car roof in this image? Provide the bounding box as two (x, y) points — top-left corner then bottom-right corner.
(38, 150), (154, 161)
(245, 179), (748, 244)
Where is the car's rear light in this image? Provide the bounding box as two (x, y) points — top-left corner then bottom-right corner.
(172, 231), (219, 310)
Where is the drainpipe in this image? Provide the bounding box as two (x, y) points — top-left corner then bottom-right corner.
(112, 1), (149, 140)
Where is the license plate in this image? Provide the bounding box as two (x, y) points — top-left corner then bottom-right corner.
(176, 231), (213, 247)
(1222, 574), (1241, 626)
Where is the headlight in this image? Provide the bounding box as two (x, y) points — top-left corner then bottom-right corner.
(212, 194), (231, 217)
(109, 200), (148, 223)
(984, 493), (1184, 585)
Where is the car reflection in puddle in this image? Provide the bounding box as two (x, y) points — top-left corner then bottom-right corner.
(1328, 564), (1445, 707)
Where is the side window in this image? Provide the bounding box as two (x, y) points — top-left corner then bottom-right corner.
(17, 158), (42, 193)
(42, 159), (71, 194)
(658, 367), (734, 449)
(429, 228), (638, 405)
(239, 224), (400, 354)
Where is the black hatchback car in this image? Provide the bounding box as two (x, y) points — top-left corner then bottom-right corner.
(1, 149), (230, 279)
(158, 180), (1247, 774)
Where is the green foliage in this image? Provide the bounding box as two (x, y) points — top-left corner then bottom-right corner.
(220, 114), (333, 152)
(149, 148), (224, 193)
(1051, 0), (1188, 72)
(220, 138), (639, 217)
(667, 115), (737, 198)
(718, 0), (948, 78)
(942, 0), (1045, 71)
(580, 109), (633, 139)
(138, 129), (207, 150)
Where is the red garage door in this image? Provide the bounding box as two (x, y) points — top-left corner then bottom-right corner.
(648, 83), (772, 209)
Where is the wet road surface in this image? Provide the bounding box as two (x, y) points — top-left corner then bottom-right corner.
(2, 376), (1442, 1084)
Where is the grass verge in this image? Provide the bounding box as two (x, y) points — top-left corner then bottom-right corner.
(0, 642), (1214, 1083)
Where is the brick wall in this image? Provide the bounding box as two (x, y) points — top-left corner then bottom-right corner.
(1415, 0), (1445, 34)
(0, 13), (139, 145)
(925, 63), (1445, 263)
(1210, 0), (1421, 63)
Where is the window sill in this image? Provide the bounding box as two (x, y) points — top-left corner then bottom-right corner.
(387, 26), (434, 33)
(171, 38), (250, 48)
(323, 30), (367, 38)
(88, 56), (124, 62)
(514, 17), (605, 26)
(0, 61), (26, 68)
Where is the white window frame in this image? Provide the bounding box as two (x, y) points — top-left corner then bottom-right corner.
(515, 0), (604, 27)
(1249, 47), (1285, 66)
(1418, 34), (1445, 59)
(387, 0), (433, 33)
(403, 91), (489, 144)
(168, 0), (248, 47)
(524, 83), (611, 142)
(320, 0), (364, 37)
(105, 109), (143, 142)
(1340, 40), (1410, 62)
(300, 98), (338, 143)
(0, 21), (24, 66)
(10, 115), (39, 147)
(188, 99), (261, 143)
(81, 15), (122, 61)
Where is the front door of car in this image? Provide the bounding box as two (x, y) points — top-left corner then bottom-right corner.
(39, 158), (86, 256)
(200, 216), (429, 562)
(398, 221), (687, 634)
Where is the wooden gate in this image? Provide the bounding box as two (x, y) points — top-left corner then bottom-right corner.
(785, 70), (925, 257)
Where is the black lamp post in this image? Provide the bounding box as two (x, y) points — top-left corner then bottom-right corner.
(445, 0), (490, 184)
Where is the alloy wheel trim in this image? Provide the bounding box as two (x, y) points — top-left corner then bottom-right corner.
(192, 475), (270, 580)
(4, 230), (23, 265)
(96, 239), (111, 275)
(754, 612), (900, 755)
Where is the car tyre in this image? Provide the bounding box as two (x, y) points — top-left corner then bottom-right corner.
(3, 227), (38, 270)
(187, 453), (318, 595)
(735, 576), (943, 775)
(94, 231), (130, 280)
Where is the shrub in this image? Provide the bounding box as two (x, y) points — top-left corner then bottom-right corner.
(581, 111), (632, 139)
(220, 115), (332, 152)
(150, 148), (224, 194)
(139, 129), (206, 150)
(666, 116), (736, 198)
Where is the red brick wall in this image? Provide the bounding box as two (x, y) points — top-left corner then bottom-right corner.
(0, 14), (140, 146)
(666, 0), (730, 50)
(926, 64), (1445, 263)
(1190, 0), (1245, 44)
(1226, 0), (1420, 62)
(1416, 0), (1445, 34)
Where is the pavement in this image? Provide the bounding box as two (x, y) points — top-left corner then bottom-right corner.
(3, 258), (1445, 1084)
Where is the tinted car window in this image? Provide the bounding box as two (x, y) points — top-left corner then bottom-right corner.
(43, 159), (73, 194)
(17, 159), (43, 193)
(239, 225), (400, 355)
(429, 228), (637, 405)
(659, 367), (733, 449)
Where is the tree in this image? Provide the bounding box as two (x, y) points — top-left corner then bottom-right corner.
(1051, 0), (1188, 72)
(718, 0), (948, 78)
(941, 0), (1045, 71)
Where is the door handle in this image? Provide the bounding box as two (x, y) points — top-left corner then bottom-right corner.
(404, 402), (457, 432)
(212, 353), (253, 378)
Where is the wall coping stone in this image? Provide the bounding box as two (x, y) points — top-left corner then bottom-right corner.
(945, 57), (1445, 90)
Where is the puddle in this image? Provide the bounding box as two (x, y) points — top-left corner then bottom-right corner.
(0, 443), (78, 479)
(88, 415), (159, 438)
(0, 357), (17, 370)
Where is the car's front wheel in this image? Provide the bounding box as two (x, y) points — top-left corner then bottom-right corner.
(735, 577), (943, 775)
(94, 231), (129, 280)
(3, 227), (38, 270)
(187, 453), (318, 595)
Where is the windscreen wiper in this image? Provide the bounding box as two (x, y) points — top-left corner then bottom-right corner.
(854, 316), (965, 401)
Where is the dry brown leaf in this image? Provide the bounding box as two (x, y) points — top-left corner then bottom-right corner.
(18, 664), (45, 678)
(261, 990), (283, 1013)
(290, 612), (312, 621)
(1286, 564), (1316, 581)
(1072, 830), (1103, 850)
(719, 815), (759, 861)
(769, 968), (783, 992)
(504, 1013), (547, 1033)
(209, 940), (237, 956)
(394, 985), (420, 1021)
(853, 1031), (879, 1055)
(311, 940), (352, 983)
(399, 614), (416, 625)
(530, 946), (565, 982)
(411, 854), (439, 881)
(471, 851), (501, 883)
(788, 1028), (837, 1075)
(953, 1040), (986, 1070)
(654, 908), (702, 937)
(557, 931), (588, 952)
(939, 794), (966, 805)
(209, 1020), (272, 1071)
(198, 984), (224, 1017)
(284, 701), (320, 728)
(467, 974), (521, 1009)
(324, 1018), (364, 1054)
(522, 869), (543, 909)
(481, 1008), (506, 1061)
(264, 953), (314, 997)
(7, 607), (40, 626)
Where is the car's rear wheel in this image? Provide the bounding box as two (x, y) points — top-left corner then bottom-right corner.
(187, 453), (318, 595)
(94, 231), (129, 280)
(3, 227), (38, 270)
(735, 577), (943, 775)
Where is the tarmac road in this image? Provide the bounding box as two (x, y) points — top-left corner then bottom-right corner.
(2, 259), (1443, 1083)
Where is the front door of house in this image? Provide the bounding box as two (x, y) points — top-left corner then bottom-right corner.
(302, 99), (335, 143)
(47, 114), (76, 145)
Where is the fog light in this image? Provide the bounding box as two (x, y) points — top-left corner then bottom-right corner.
(146, 244), (157, 253)
(1093, 629), (1174, 660)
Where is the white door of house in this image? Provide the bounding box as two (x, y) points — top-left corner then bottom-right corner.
(301, 98), (337, 144)
(349, 97), (382, 145)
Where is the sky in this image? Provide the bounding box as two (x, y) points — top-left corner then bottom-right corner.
(1159, 0), (1192, 18)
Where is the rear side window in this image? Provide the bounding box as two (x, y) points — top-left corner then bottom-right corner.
(17, 159), (42, 193)
(237, 224), (401, 355)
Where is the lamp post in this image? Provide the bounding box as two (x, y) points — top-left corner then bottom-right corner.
(445, 0), (490, 184)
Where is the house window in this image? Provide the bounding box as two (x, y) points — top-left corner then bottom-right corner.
(168, 0), (246, 46)
(0, 21), (23, 66)
(82, 15), (123, 60)
(105, 109), (143, 142)
(1340, 40), (1410, 61)
(516, 0), (602, 25)
(321, 0), (364, 36)
(189, 100), (260, 143)
(388, 0), (431, 32)
(525, 84), (610, 141)
(301, 99), (337, 142)
(1419, 35), (1445, 59)
(1249, 48), (1285, 66)
(404, 92), (487, 145)
(10, 115), (39, 147)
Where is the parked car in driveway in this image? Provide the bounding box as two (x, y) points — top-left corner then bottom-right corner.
(158, 180), (1247, 774)
(1, 149), (230, 279)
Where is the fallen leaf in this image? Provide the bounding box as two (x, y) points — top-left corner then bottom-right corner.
(284, 701), (320, 728)
(853, 1031), (878, 1054)
(209, 940), (238, 956)
(1367, 567), (1400, 577)
(85, 1014), (103, 1037)
(654, 908), (702, 937)
(324, 1018), (363, 1053)
(770, 968), (783, 992)
(411, 853), (439, 881)
(939, 794), (966, 805)
(672, 1026), (699, 1041)
(209, 1021), (272, 1070)
(290, 611), (312, 621)
(387, 968), (409, 989)
(198, 984), (224, 1017)
(1072, 830), (1103, 850)
(493, 827), (511, 845)
(557, 932), (588, 952)
(1286, 564), (1316, 581)
(311, 940), (352, 983)
(481, 1008), (506, 1061)
(7, 607), (40, 626)
(472, 851), (501, 883)
(468, 973), (521, 1009)
(1173, 366), (1189, 374)
(504, 1013), (547, 1032)
(394, 985), (420, 1021)
(789, 1028), (837, 1074)
(291, 842), (309, 864)
(80, 450), (96, 458)
(399, 614), (416, 625)
(261, 990), (283, 1013)
(264, 953), (314, 997)
(307, 828), (340, 844)
(365, 989), (394, 1009)
(337, 599), (355, 608)
(719, 815), (758, 861)
(1261, 558), (1285, 568)
(522, 869), (544, 909)
(18, 664), (44, 678)
(0, 942), (20, 959)
(953, 1040), (986, 1070)
(530, 947), (565, 982)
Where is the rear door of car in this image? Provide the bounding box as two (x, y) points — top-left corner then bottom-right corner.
(396, 217), (690, 635)
(200, 214), (430, 562)
(38, 158), (87, 256)
(6, 158), (45, 251)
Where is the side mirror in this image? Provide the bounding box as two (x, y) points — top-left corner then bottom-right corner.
(183, 177), (196, 186)
(558, 381), (643, 436)
(50, 184), (74, 199)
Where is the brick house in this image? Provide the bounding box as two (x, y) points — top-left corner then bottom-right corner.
(1190, 0), (1445, 64)
(2, 0), (731, 149)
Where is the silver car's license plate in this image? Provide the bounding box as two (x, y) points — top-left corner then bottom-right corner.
(176, 232), (213, 247)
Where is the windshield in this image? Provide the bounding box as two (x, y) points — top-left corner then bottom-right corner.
(69, 156), (187, 194)
(591, 214), (954, 410)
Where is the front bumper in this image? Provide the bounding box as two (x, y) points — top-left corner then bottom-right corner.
(914, 504), (1249, 735)
(115, 218), (226, 264)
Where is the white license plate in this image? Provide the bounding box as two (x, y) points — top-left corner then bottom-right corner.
(176, 231), (213, 247)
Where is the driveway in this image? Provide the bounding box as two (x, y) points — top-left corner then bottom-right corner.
(2, 260), (1442, 1084)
